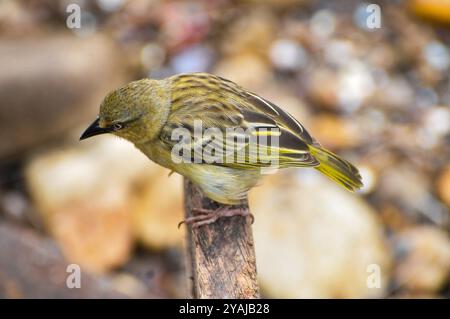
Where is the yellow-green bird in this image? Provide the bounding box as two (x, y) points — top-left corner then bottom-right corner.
(80, 72), (362, 226)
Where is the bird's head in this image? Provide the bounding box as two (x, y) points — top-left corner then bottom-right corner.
(80, 78), (170, 144)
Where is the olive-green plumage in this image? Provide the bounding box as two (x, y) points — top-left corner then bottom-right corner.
(82, 72), (363, 205)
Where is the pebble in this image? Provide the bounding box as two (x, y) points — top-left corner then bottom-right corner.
(250, 171), (391, 298)
(269, 38), (308, 71)
(394, 226), (450, 293)
(424, 41), (450, 72)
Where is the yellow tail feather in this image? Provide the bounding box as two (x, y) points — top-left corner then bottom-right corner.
(309, 145), (363, 191)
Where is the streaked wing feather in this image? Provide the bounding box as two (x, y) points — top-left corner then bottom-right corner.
(160, 73), (319, 168)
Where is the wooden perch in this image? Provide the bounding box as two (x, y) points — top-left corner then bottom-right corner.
(183, 179), (260, 299)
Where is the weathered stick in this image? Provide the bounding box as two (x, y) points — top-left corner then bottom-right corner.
(183, 178), (260, 299)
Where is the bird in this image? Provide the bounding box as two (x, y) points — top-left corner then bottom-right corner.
(80, 72), (363, 227)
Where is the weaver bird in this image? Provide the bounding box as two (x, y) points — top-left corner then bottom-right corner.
(81, 72), (363, 226)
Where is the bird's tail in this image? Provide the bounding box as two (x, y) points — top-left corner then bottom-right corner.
(309, 145), (363, 191)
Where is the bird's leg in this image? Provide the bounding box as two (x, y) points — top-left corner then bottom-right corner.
(190, 207), (216, 215)
(178, 206), (254, 228)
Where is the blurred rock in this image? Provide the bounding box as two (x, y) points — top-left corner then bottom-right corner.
(160, 1), (210, 52)
(351, 108), (387, 143)
(308, 58), (376, 113)
(394, 226), (450, 293)
(50, 202), (132, 274)
(0, 220), (169, 298)
(97, 0), (125, 13)
(378, 164), (448, 225)
(373, 76), (415, 110)
(130, 170), (184, 250)
(243, 0), (311, 6)
(337, 61), (375, 112)
(324, 40), (355, 67)
(25, 138), (155, 272)
(25, 137), (185, 271)
(214, 8), (275, 90)
(0, 0), (41, 35)
(121, 248), (187, 298)
(436, 165), (450, 208)
(0, 191), (29, 222)
(306, 68), (339, 110)
(420, 106), (450, 148)
(0, 33), (127, 160)
(221, 8), (275, 58)
(140, 42), (166, 71)
(379, 204), (413, 232)
(170, 44), (213, 73)
(110, 273), (148, 297)
(269, 38), (308, 72)
(310, 9), (336, 41)
(423, 41), (450, 72)
(366, 44), (398, 70)
(214, 53), (272, 90)
(389, 8), (432, 65)
(0, 220), (123, 298)
(310, 114), (360, 149)
(250, 170), (391, 298)
(416, 87), (439, 108)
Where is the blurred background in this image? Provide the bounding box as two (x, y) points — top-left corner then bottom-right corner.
(0, 0), (449, 298)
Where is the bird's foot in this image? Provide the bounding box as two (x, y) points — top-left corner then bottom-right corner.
(178, 207), (254, 228)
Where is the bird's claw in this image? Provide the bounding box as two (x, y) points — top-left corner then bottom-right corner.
(178, 207), (254, 229)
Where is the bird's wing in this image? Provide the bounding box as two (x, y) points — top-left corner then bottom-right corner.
(159, 73), (319, 168)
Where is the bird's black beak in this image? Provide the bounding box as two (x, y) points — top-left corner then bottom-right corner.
(79, 117), (112, 141)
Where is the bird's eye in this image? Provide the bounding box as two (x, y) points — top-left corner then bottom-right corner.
(113, 123), (124, 131)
